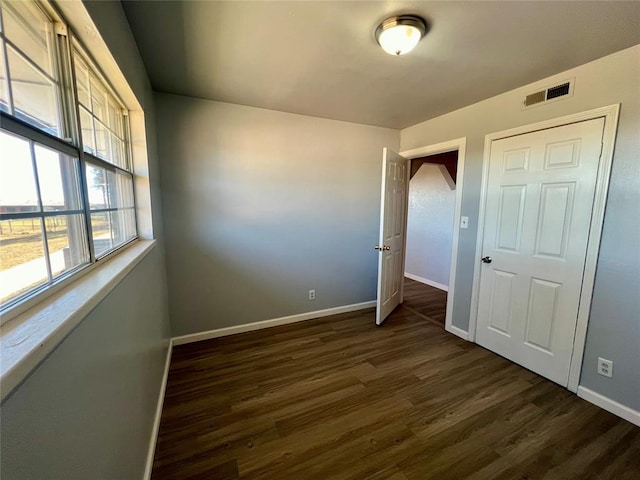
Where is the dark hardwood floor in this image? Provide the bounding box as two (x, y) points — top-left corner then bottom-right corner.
(402, 277), (447, 328)
(152, 305), (639, 480)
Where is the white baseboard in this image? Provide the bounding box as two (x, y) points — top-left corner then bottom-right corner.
(404, 272), (448, 292)
(446, 324), (469, 340)
(577, 386), (640, 427)
(144, 340), (173, 480)
(172, 301), (377, 346)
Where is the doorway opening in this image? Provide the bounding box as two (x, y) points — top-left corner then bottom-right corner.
(402, 151), (458, 329)
(397, 138), (467, 339)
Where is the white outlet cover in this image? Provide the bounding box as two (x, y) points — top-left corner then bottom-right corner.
(597, 357), (613, 378)
(460, 216), (469, 229)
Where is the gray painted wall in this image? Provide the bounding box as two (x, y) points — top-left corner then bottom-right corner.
(1, 249), (168, 479)
(155, 93), (399, 336)
(405, 164), (455, 288)
(1, 1), (171, 478)
(401, 45), (640, 411)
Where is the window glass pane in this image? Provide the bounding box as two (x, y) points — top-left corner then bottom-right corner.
(94, 118), (110, 159)
(89, 73), (107, 124)
(107, 98), (123, 137)
(109, 133), (124, 168)
(112, 209), (136, 244)
(7, 46), (59, 136)
(86, 163), (115, 210)
(118, 208), (136, 240)
(73, 55), (90, 108)
(115, 171), (135, 208)
(86, 164), (136, 257)
(90, 210), (135, 258)
(86, 164), (134, 211)
(0, 217), (48, 305)
(34, 145), (83, 211)
(79, 106), (95, 153)
(74, 49), (129, 170)
(45, 213), (89, 278)
(90, 211), (111, 256)
(0, 45), (9, 113)
(2, 0), (53, 76)
(0, 130), (39, 213)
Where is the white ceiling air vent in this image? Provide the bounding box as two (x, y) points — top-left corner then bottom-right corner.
(523, 79), (574, 108)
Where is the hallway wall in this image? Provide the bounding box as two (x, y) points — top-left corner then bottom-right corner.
(405, 164), (455, 290)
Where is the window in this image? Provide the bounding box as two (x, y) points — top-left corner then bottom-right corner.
(73, 45), (137, 257)
(73, 49), (128, 169)
(0, 0), (137, 313)
(0, 0), (61, 135)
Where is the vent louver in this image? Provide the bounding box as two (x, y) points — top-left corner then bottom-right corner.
(546, 82), (571, 100)
(525, 90), (546, 106)
(523, 80), (573, 107)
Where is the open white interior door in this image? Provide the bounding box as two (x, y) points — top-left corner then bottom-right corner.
(376, 148), (409, 325)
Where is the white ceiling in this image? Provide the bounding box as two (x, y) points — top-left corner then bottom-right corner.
(122, 1), (640, 129)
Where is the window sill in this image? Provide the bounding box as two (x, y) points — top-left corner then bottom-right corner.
(0, 239), (156, 403)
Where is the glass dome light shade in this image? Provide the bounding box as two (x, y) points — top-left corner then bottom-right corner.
(375, 15), (427, 56)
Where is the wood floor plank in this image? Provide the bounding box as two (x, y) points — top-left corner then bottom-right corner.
(151, 285), (639, 479)
(402, 277), (447, 326)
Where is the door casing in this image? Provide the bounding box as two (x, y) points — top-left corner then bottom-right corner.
(470, 104), (620, 393)
(400, 137), (467, 340)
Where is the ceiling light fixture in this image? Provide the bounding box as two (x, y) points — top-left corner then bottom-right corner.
(375, 15), (427, 56)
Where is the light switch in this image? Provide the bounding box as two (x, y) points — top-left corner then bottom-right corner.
(460, 216), (469, 229)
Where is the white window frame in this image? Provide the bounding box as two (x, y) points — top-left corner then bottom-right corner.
(0, 0), (139, 322)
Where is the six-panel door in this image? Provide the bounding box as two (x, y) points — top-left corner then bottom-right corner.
(376, 148), (408, 325)
(476, 118), (605, 386)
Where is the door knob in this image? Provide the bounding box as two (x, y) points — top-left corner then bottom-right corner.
(481, 256), (492, 263)
(374, 245), (391, 251)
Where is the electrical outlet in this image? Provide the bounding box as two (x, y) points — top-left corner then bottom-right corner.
(597, 357), (613, 378)
(308, 289), (316, 301)
(460, 216), (469, 229)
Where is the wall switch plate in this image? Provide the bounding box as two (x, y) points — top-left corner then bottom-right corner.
(460, 216), (469, 229)
(308, 289), (316, 300)
(597, 357), (613, 378)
